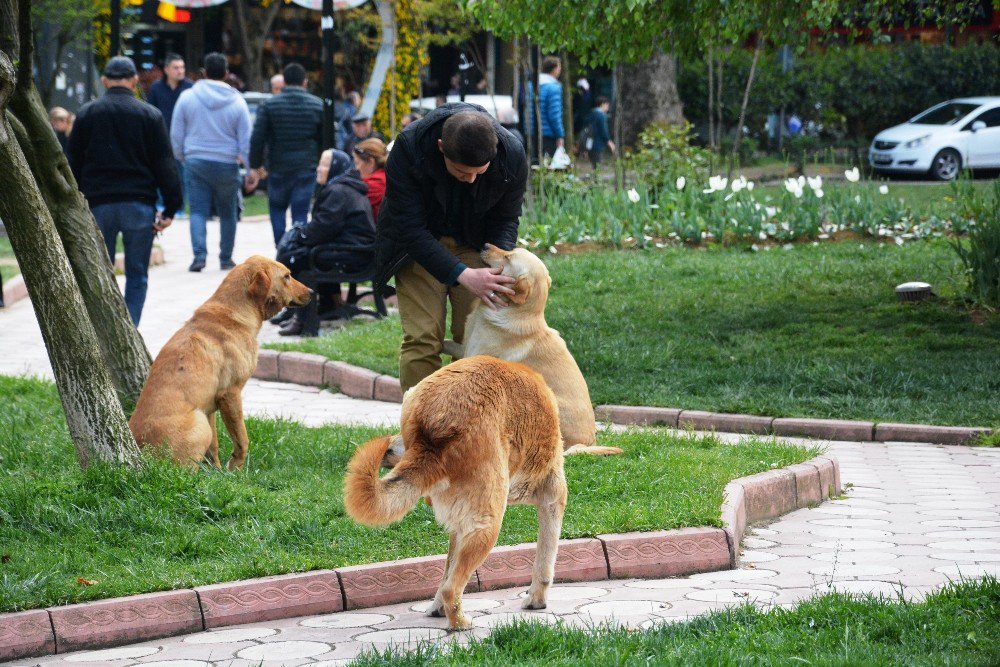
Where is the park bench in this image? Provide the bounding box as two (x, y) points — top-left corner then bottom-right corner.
(294, 242), (389, 337)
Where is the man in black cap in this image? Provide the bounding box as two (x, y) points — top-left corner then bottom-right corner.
(343, 111), (386, 156)
(374, 102), (527, 391)
(68, 55), (181, 326)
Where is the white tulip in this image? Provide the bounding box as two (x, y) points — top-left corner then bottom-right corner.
(676, 176), (686, 190)
(746, 181), (755, 191)
(844, 167), (860, 182)
(709, 175), (728, 192)
(814, 188), (824, 198)
(879, 185), (889, 195)
(627, 188), (640, 203)
(807, 175), (823, 191)
(784, 178), (800, 194)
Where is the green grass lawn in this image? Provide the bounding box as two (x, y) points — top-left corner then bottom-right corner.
(351, 577), (1000, 666)
(0, 375), (816, 612)
(243, 193), (269, 218)
(268, 240), (1000, 427)
(0, 236), (18, 280)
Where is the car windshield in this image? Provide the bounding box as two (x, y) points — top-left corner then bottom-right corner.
(910, 102), (980, 125)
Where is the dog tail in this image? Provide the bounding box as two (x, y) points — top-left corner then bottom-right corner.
(564, 444), (624, 457)
(344, 435), (444, 526)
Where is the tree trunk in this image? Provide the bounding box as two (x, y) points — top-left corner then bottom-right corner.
(728, 36), (763, 179)
(232, 0), (282, 93)
(10, 87), (152, 408)
(1, 0), (141, 468)
(618, 48), (684, 149)
(12, 2), (151, 409)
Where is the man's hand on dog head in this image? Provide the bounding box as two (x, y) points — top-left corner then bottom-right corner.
(458, 266), (516, 310)
(153, 212), (173, 233)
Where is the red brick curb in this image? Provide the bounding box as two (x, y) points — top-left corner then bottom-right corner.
(250, 355), (995, 446)
(0, 455), (839, 660)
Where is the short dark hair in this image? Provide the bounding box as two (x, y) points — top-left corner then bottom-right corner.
(164, 53), (184, 67)
(440, 111), (497, 167)
(204, 52), (228, 80)
(283, 62), (306, 87)
(541, 55), (561, 74)
(595, 95), (609, 107)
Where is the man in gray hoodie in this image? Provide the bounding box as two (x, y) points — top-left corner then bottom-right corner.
(171, 52), (254, 272)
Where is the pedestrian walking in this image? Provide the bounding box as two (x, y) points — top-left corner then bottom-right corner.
(343, 112), (386, 156)
(67, 56), (181, 326)
(374, 103), (528, 391)
(147, 53), (193, 215)
(537, 55), (564, 158)
(249, 62), (323, 247)
(171, 52), (254, 272)
(586, 96), (615, 170)
(48, 106), (71, 152)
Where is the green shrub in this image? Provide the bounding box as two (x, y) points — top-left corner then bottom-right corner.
(624, 122), (714, 193)
(950, 179), (1000, 309)
(677, 42), (1000, 146)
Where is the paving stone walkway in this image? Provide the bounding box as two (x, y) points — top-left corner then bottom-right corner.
(3, 218), (1000, 666)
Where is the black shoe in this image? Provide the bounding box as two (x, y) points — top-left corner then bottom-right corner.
(269, 308), (294, 326)
(278, 317), (304, 336)
(220, 259), (236, 270)
(189, 259), (206, 272)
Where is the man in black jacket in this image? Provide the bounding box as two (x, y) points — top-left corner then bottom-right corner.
(375, 102), (528, 391)
(68, 56), (181, 326)
(249, 62), (324, 247)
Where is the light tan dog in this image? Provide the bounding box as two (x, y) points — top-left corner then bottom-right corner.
(344, 356), (568, 631)
(130, 256), (312, 469)
(454, 244), (621, 456)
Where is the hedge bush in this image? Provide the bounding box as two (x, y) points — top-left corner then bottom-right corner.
(677, 42), (1000, 145)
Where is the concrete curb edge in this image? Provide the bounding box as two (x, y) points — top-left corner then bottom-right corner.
(0, 456), (839, 661)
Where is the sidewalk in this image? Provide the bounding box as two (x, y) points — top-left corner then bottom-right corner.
(0, 215), (402, 428)
(2, 218), (999, 665)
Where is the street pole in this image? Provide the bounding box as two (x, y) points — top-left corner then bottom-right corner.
(321, 0), (336, 150)
(110, 0), (121, 56)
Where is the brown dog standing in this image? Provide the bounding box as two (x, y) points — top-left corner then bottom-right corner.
(344, 356), (568, 631)
(130, 256), (311, 469)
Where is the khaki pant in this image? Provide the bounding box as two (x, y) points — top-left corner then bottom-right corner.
(396, 237), (486, 392)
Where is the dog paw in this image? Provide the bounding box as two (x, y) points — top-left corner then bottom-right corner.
(426, 601), (445, 618)
(521, 596), (548, 610)
(446, 614), (473, 631)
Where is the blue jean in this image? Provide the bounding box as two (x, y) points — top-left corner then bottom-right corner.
(186, 158), (240, 263)
(267, 169), (315, 247)
(91, 201), (155, 326)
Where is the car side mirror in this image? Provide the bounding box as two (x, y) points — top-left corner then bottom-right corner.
(971, 120), (987, 132)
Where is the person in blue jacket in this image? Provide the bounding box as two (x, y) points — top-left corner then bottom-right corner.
(536, 55), (564, 158)
(587, 96), (616, 170)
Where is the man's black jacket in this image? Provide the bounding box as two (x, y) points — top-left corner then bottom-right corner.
(374, 102), (528, 289)
(249, 86), (324, 174)
(67, 87), (182, 217)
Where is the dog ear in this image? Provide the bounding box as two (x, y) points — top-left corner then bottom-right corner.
(508, 275), (531, 305)
(248, 269), (272, 308)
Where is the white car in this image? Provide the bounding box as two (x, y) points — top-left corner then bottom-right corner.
(868, 97), (1000, 180)
(410, 94), (517, 122)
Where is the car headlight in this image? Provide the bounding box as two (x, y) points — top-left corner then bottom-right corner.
(904, 134), (930, 149)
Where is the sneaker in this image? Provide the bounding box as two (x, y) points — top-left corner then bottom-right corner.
(189, 259), (206, 272)
(220, 259), (236, 270)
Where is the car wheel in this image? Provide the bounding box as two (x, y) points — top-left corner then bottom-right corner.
(930, 148), (961, 181)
